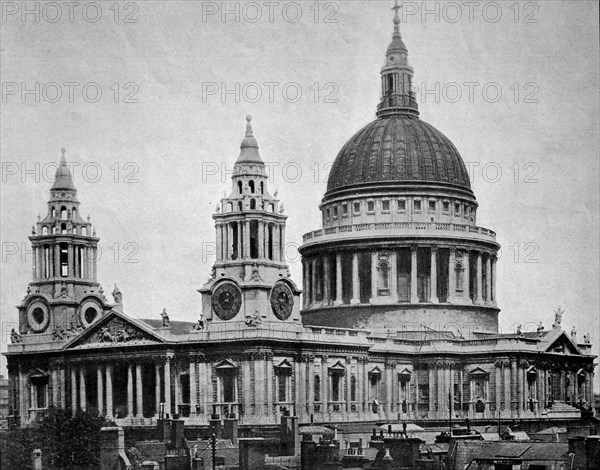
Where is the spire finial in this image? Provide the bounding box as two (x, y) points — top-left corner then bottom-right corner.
(60, 147), (66, 164)
(392, 0), (401, 33)
(245, 114), (253, 137)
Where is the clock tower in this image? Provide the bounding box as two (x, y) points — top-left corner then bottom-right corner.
(18, 149), (112, 341)
(198, 116), (302, 327)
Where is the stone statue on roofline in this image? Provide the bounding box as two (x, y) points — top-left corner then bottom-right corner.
(112, 284), (123, 305)
(537, 322), (544, 336)
(552, 307), (564, 329)
(161, 308), (170, 327)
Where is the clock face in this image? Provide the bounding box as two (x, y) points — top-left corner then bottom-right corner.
(27, 301), (50, 333)
(212, 282), (242, 320)
(270, 282), (294, 320)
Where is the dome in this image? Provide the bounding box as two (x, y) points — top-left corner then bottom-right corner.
(325, 114), (473, 197)
(51, 149), (76, 191)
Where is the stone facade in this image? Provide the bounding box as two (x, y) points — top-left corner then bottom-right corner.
(3, 7), (596, 433)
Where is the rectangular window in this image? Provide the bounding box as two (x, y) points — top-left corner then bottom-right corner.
(413, 199), (422, 212)
(454, 202), (461, 215)
(278, 375), (288, 402)
(381, 200), (390, 212)
(325, 209), (330, 220)
(443, 201), (450, 213)
(398, 199), (406, 212)
(353, 201), (361, 214)
(333, 206), (338, 218)
(464, 205), (469, 217)
(367, 201), (375, 213)
(342, 203), (348, 216)
(429, 200), (436, 211)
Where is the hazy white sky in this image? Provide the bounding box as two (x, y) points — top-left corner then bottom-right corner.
(1, 1), (599, 381)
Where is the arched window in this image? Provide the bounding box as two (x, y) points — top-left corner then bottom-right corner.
(227, 202), (233, 212)
(61, 223), (67, 234)
(249, 180), (255, 193)
(238, 181), (243, 194)
(82, 226), (88, 236)
(260, 182), (264, 194)
(52, 226), (58, 234)
(250, 199), (256, 210)
(72, 207), (77, 218)
(377, 261), (390, 295)
(314, 375), (321, 402)
(61, 206), (67, 219)
(350, 376), (357, 402)
(238, 201), (243, 211)
(51, 207), (56, 218)
(73, 226), (77, 235)
(42, 226), (48, 235)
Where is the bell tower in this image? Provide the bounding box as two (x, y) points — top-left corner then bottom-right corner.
(18, 149), (112, 340)
(199, 116), (301, 326)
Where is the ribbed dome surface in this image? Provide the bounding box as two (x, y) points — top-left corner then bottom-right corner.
(326, 115), (472, 194)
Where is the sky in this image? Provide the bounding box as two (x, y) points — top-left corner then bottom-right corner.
(1, 1), (599, 384)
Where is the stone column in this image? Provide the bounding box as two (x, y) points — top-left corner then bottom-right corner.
(323, 256), (331, 304)
(437, 366), (444, 413)
(389, 251), (398, 302)
(495, 364), (502, 414)
(428, 366), (435, 413)
(70, 369), (77, 414)
(92, 247), (97, 280)
(155, 363), (161, 417)
(302, 259), (308, 308)
(55, 244), (60, 277)
(105, 365), (113, 419)
(227, 224), (233, 259)
(448, 249), (456, 303)
(215, 224), (222, 262)
(430, 248), (439, 303)
(475, 252), (483, 304)
(485, 256), (492, 305)
(503, 364), (511, 415)
(280, 225), (286, 262)
(307, 358), (315, 414)
(60, 368), (66, 409)
(491, 257), (497, 306)
(73, 245), (79, 278)
(410, 247), (418, 303)
(386, 364), (393, 416)
(463, 251), (471, 303)
(273, 223), (280, 262)
(517, 363), (524, 416)
(510, 360), (517, 414)
(266, 354), (274, 420)
(190, 359), (197, 416)
(258, 221), (264, 258)
(79, 368), (87, 412)
(351, 253), (360, 304)
(173, 364), (180, 414)
(335, 253), (343, 305)
(310, 258), (317, 304)
(371, 252), (378, 300)
(135, 363), (143, 418)
(97, 365), (104, 416)
(67, 244), (74, 277)
(127, 364), (134, 418)
(243, 221), (249, 259)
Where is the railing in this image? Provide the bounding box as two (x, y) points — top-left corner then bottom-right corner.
(303, 222), (496, 242)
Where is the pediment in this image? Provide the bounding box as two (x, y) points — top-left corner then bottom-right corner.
(275, 359), (293, 370)
(214, 358), (238, 369)
(64, 311), (165, 349)
(469, 367), (489, 377)
(546, 332), (581, 355)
